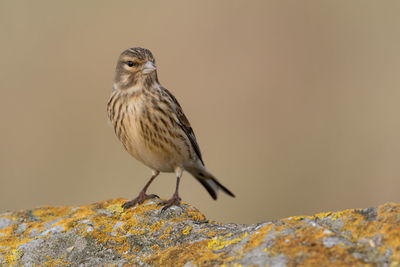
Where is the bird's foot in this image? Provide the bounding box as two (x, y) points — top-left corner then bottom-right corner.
(122, 192), (159, 210)
(158, 193), (181, 212)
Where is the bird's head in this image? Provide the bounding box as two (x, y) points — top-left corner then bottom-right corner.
(114, 47), (158, 91)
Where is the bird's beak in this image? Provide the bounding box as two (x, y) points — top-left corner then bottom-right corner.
(142, 61), (156, 74)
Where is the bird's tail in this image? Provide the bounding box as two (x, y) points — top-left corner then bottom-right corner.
(188, 166), (235, 200)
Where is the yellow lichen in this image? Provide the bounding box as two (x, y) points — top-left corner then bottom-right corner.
(5, 248), (23, 265)
(208, 232), (248, 251)
(291, 209), (351, 222)
(313, 211), (333, 220)
(106, 204), (124, 214)
(182, 226), (192, 235)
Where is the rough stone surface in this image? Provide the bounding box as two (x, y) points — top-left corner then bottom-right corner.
(0, 199), (399, 266)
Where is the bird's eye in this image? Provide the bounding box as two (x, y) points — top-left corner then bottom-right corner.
(127, 61), (137, 67)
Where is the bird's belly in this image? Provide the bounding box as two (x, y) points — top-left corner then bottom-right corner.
(124, 120), (186, 173)
(130, 142), (176, 172)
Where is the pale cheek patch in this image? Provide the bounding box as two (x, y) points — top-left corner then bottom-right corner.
(121, 74), (129, 84)
(123, 65), (133, 71)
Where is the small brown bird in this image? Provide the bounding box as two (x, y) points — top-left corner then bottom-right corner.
(107, 47), (234, 211)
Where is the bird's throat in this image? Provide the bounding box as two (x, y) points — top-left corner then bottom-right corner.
(115, 72), (158, 93)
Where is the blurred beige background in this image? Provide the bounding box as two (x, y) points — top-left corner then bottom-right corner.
(1, 1), (400, 224)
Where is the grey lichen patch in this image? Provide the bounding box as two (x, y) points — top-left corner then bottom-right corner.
(0, 218), (15, 230)
(269, 254), (288, 267)
(14, 223), (28, 235)
(355, 207), (378, 221)
(68, 236), (126, 266)
(39, 224), (64, 237)
(322, 236), (352, 248)
(23, 209), (41, 222)
(44, 218), (63, 228)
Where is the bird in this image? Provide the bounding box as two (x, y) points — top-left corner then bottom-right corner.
(107, 47), (235, 211)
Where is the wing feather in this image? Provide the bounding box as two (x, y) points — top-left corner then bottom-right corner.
(162, 87), (204, 165)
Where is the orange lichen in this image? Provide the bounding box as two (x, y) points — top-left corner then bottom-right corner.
(145, 240), (219, 266)
(151, 244), (161, 252)
(265, 221), (360, 266)
(159, 226), (172, 240)
(205, 230), (218, 237)
(185, 206), (206, 222)
(44, 255), (71, 266)
(150, 221), (165, 232)
(242, 223), (273, 253)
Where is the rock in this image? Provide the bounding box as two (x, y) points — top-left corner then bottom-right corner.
(0, 199), (399, 266)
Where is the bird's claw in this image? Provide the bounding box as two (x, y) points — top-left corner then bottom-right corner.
(122, 193), (159, 210)
(158, 194), (181, 212)
(147, 194), (159, 199)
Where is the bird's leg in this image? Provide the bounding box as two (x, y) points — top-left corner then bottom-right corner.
(159, 167), (183, 212)
(122, 170), (160, 210)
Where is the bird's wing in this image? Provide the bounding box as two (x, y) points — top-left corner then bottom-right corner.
(162, 87), (204, 165)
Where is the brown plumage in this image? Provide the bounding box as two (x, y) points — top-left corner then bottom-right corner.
(107, 47), (234, 211)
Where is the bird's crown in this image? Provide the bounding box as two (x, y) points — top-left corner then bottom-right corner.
(120, 47), (155, 62)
